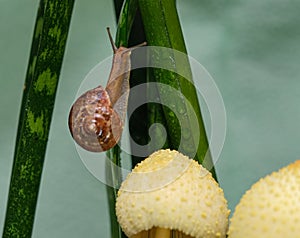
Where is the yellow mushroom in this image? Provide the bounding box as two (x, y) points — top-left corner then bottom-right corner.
(116, 149), (230, 238)
(228, 160), (300, 238)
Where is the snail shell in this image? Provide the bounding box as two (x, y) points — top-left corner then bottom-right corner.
(68, 86), (122, 152)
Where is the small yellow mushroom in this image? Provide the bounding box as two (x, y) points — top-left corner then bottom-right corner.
(228, 160), (300, 238)
(116, 149), (230, 238)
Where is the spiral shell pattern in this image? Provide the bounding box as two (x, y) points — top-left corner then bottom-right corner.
(68, 86), (122, 152)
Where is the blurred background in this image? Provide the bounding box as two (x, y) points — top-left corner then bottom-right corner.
(1, 0), (300, 237)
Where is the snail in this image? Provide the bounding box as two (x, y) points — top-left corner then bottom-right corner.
(68, 28), (146, 152)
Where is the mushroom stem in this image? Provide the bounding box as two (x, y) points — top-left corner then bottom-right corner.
(149, 227), (157, 238)
(155, 227), (171, 238)
(131, 230), (148, 238)
(130, 228), (195, 238)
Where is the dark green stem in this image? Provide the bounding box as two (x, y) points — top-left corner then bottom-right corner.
(107, 1), (140, 237)
(115, 0), (138, 47)
(2, 1), (75, 237)
(138, 0), (216, 178)
(105, 146), (124, 238)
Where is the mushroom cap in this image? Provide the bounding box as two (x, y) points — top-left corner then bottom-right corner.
(116, 149), (230, 238)
(228, 160), (300, 238)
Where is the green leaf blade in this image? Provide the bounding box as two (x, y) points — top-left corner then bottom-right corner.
(3, 1), (75, 237)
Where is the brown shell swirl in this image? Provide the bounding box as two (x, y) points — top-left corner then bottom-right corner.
(68, 86), (122, 152)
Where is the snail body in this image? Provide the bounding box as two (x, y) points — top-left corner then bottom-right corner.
(68, 28), (145, 152)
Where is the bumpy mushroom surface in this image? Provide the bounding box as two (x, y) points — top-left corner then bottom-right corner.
(116, 149), (229, 238)
(228, 160), (300, 238)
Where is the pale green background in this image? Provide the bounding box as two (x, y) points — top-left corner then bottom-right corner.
(1, 0), (300, 237)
